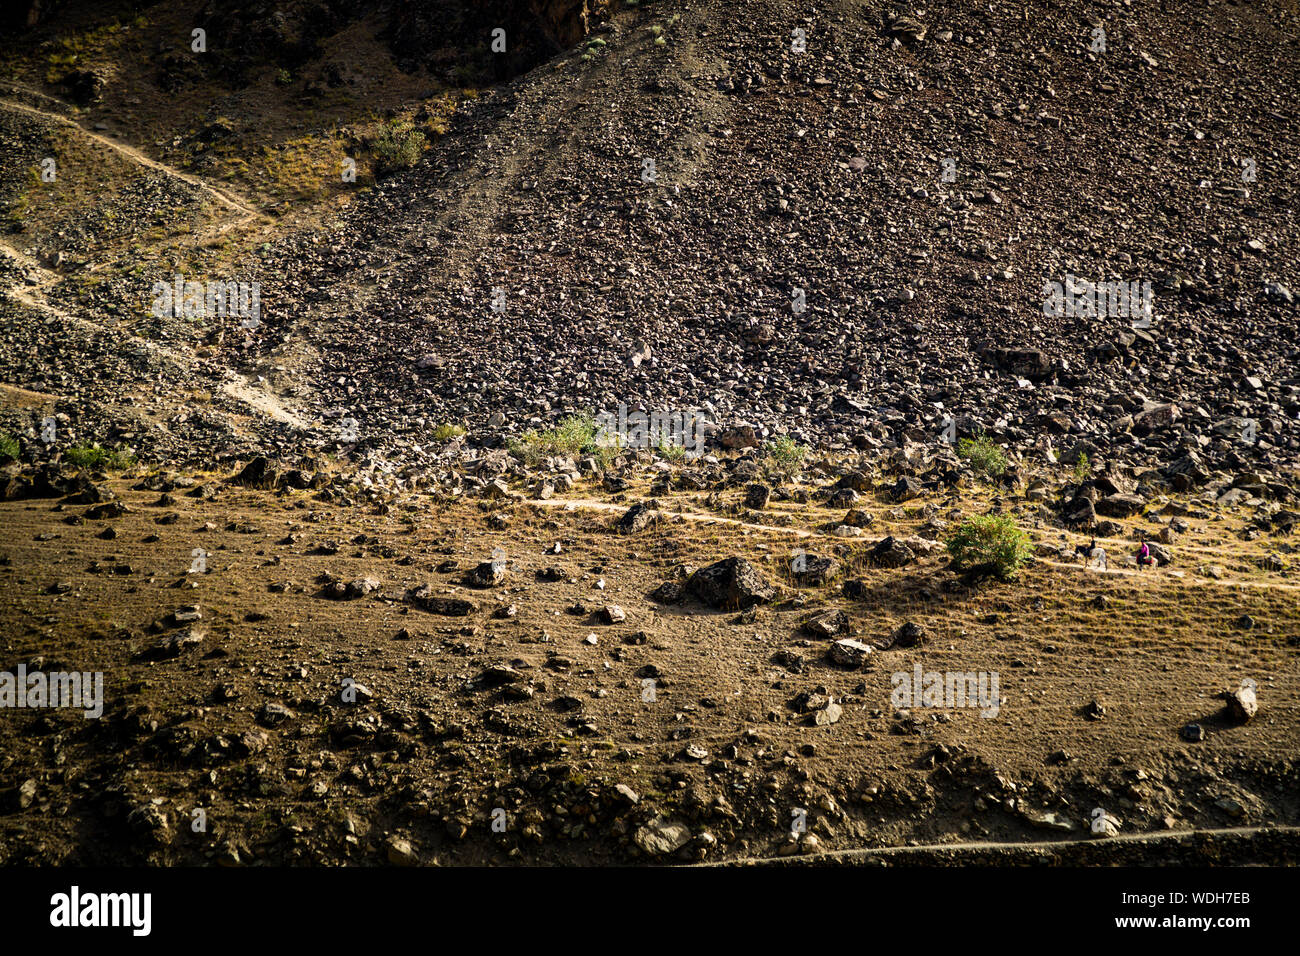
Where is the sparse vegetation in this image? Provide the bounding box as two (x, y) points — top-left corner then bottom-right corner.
(656, 438), (687, 462)
(1073, 451), (1091, 481)
(431, 423), (467, 441)
(762, 435), (808, 480)
(0, 433), (19, 462)
(509, 413), (610, 466)
(958, 434), (1009, 477)
(946, 514), (1032, 580)
(64, 443), (136, 471)
(370, 120), (426, 175)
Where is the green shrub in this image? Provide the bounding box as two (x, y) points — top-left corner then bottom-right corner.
(958, 433), (1008, 477)
(510, 413), (604, 466)
(656, 438), (686, 462)
(0, 432), (19, 461)
(946, 514), (1032, 580)
(1072, 451), (1090, 481)
(371, 121), (426, 175)
(64, 443), (135, 471)
(431, 423), (466, 442)
(762, 435), (807, 480)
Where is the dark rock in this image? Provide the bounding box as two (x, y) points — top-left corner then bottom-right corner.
(868, 536), (915, 568)
(408, 585), (477, 616)
(687, 557), (776, 610)
(827, 638), (873, 668)
(229, 456), (277, 489)
(878, 621), (926, 650)
(615, 503), (657, 534)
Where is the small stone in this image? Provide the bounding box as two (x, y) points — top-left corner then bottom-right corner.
(827, 638), (873, 668)
(385, 836), (419, 866)
(634, 816), (692, 856)
(1224, 683), (1258, 724)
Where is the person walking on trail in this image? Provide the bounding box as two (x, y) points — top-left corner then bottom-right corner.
(1136, 536), (1154, 569)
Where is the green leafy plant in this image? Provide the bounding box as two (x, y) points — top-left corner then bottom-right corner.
(656, 438), (687, 462)
(946, 514), (1032, 580)
(509, 413), (610, 466)
(761, 435), (807, 480)
(958, 433), (1008, 477)
(64, 443), (135, 471)
(1072, 451), (1091, 481)
(0, 432), (19, 462)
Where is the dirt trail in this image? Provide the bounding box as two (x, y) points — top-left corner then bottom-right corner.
(2, 241), (316, 432)
(219, 375), (315, 430)
(0, 93), (264, 224)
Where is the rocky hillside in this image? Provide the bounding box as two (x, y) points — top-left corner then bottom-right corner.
(4, 0), (1296, 491)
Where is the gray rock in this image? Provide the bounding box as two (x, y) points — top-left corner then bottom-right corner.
(828, 638), (873, 668)
(868, 536), (915, 567)
(688, 557), (776, 609)
(616, 503), (657, 534)
(1224, 683), (1258, 723)
(634, 816), (692, 856)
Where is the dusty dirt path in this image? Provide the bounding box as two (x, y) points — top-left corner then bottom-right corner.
(0, 92), (264, 224)
(2, 241), (314, 431)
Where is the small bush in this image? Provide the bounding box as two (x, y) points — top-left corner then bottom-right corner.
(958, 434), (1008, 477)
(1072, 451), (1091, 481)
(762, 435), (807, 480)
(0, 432), (19, 461)
(946, 514), (1032, 580)
(656, 438), (686, 462)
(510, 414), (603, 466)
(371, 121), (426, 175)
(431, 423), (466, 442)
(64, 443), (135, 471)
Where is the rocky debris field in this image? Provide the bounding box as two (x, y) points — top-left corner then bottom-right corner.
(0, 0), (1297, 481)
(231, 0), (1300, 476)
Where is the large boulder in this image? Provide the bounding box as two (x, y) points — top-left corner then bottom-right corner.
(1096, 493), (1146, 518)
(228, 456), (278, 489)
(790, 553), (839, 586)
(687, 557), (775, 609)
(868, 536), (915, 568)
(615, 503), (657, 534)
